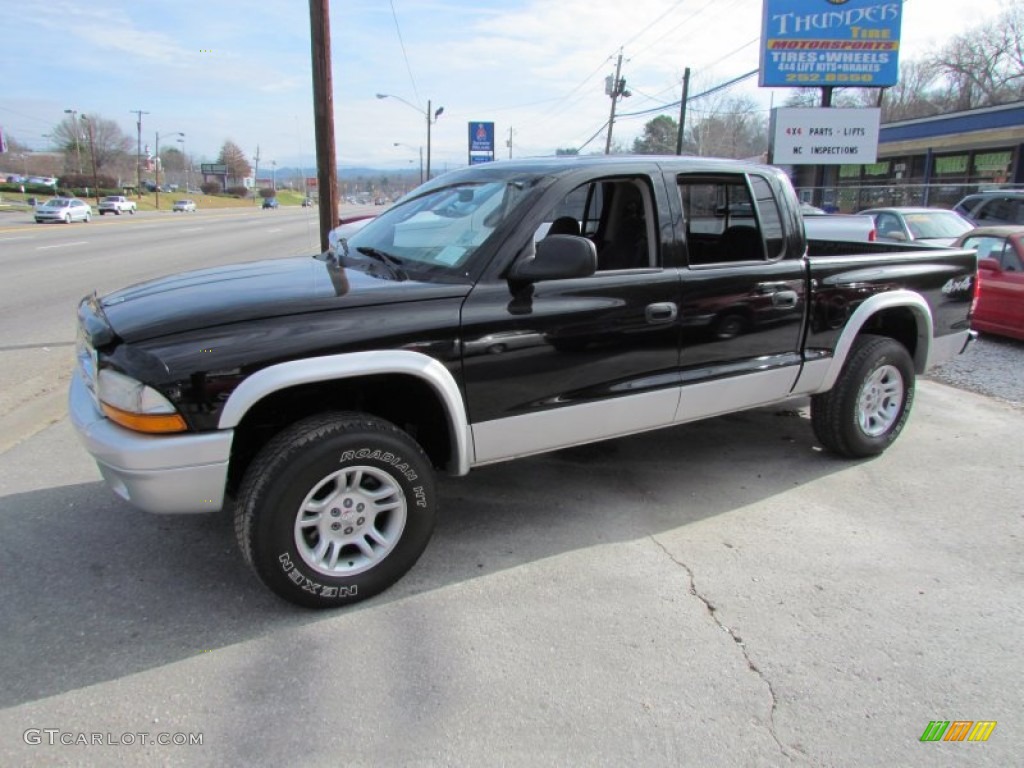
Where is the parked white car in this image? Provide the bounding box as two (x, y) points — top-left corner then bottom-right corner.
(34, 197), (92, 224)
(172, 199), (197, 213)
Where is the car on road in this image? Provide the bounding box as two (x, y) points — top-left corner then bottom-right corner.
(172, 199), (197, 213)
(954, 226), (1024, 340)
(859, 207), (974, 245)
(302, 198), (314, 207)
(953, 190), (1024, 226)
(262, 197), (279, 209)
(34, 197), (91, 224)
(98, 195), (137, 216)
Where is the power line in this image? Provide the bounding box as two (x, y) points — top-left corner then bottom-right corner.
(389, 0), (422, 109)
(616, 68), (760, 120)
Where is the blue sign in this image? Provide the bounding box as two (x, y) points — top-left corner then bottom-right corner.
(469, 122), (495, 153)
(759, 0), (903, 88)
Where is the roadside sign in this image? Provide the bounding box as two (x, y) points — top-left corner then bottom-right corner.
(759, 0), (903, 88)
(770, 107), (880, 165)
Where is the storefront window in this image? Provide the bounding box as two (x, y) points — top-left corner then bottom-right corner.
(935, 155), (969, 175)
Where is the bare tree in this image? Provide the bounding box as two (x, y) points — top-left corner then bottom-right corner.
(52, 114), (132, 174)
(928, 0), (1024, 109)
(686, 95), (768, 159)
(217, 140), (251, 185)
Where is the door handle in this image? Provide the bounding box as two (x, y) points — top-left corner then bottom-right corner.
(645, 302), (678, 324)
(771, 290), (799, 308)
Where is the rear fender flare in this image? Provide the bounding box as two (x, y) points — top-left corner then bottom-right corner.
(813, 290), (932, 393)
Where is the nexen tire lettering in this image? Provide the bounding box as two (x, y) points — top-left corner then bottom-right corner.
(339, 448), (418, 481)
(277, 552), (358, 598)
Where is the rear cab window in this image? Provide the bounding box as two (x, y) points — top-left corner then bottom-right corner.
(678, 173), (786, 265)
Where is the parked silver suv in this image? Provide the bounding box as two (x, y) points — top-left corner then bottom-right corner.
(953, 190), (1024, 226)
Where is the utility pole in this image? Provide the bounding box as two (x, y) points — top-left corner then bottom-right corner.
(309, 0), (340, 252)
(82, 115), (99, 204)
(604, 51), (630, 155)
(507, 126), (514, 159)
(253, 145), (261, 204)
(131, 109), (149, 198)
(675, 68), (691, 155)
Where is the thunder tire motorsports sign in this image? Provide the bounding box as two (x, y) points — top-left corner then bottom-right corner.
(759, 0), (903, 88)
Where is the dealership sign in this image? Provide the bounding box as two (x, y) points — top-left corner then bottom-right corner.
(770, 107), (881, 165)
(759, 0), (903, 88)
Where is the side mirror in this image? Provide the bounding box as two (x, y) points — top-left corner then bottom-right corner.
(509, 235), (597, 283)
(978, 257), (1002, 273)
(884, 230), (907, 242)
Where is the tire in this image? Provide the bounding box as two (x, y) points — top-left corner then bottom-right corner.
(129, 208), (135, 215)
(63, 214), (71, 224)
(235, 412), (437, 608)
(811, 334), (915, 458)
(83, 212), (90, 223)
(115, 209), (121, 215)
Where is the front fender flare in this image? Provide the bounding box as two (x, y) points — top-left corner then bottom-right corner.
(217, 350), (471, 475)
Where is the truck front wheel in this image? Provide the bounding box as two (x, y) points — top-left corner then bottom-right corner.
(811, 334), (915, 458)
(234, 412), (437, 608)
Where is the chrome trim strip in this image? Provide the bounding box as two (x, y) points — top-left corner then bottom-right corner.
(810, 290), (933, 393)
(217, 350), (471, 476)
(69, 373), (232, 514)
(471, 388), (679, 466)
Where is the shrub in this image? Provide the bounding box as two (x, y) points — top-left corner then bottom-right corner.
(200, 181), (222, 195)
(258, 187), (277, 199)
(226, 186), (250, 199)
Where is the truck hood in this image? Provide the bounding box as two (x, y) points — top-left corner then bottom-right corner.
(100, 256), (470, 343)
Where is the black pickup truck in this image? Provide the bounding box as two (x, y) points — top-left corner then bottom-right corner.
(71, 156), (977, 608)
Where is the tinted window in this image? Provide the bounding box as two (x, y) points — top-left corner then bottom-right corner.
(679, 174), (768, 265)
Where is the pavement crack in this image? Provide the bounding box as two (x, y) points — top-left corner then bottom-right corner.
(650, 535), (807, 764)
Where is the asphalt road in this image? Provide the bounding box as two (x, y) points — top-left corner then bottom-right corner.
(0, 205), (374, 452)
(0, 213), (1020, 765)
(0, 384), (1020, 766)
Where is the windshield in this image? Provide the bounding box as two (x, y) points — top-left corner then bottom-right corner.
(345, 181), (530, 278)
(102, 196), (119, 202)
(905, 212), (973, 239)
(41, 199), (68, 208)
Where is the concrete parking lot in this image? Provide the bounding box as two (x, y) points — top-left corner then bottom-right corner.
(0, 378), (1020, 766)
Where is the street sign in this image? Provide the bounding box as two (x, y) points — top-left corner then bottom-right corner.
(200, 163), (228, 175)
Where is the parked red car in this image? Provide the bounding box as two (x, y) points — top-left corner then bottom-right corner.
(954, 226), (1024, 340)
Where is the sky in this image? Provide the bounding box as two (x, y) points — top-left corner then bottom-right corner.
(0, 0), (1013, 173)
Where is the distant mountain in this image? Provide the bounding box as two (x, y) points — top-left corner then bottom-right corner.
(272, 166), (420, 181)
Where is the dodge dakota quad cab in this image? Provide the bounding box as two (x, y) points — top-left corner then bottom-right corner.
(97, 195), (136, 215)
(70, 156), (977, 608)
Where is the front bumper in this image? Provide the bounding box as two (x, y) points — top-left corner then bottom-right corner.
(69, 372), (233, 513)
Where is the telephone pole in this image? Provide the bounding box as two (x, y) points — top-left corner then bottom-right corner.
(253, 145), (260, 204)
(130, 109), (149, 198)
(675, 68), (690, 155)
(604, 51), (630, 154)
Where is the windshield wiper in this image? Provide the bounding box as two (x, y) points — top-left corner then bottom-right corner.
(355, 246), (409, 281)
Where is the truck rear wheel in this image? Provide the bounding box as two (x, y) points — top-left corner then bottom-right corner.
(234, 412), (437, 608)
(811, 334), (915, 458)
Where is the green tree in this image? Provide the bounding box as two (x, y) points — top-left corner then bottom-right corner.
(632, 115), (679, 155)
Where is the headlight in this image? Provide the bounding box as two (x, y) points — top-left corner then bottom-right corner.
(97, 369), (187, 433)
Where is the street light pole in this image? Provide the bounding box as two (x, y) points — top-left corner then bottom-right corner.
(64, 109), (82, 174)
(131, 109), (149, 198)
(377, 93), (443, 182)
(393, 142), (424, 185)
(155, 130), (184, 210)
(80, 115), (100, 204)
(177, 136), (188, 192)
